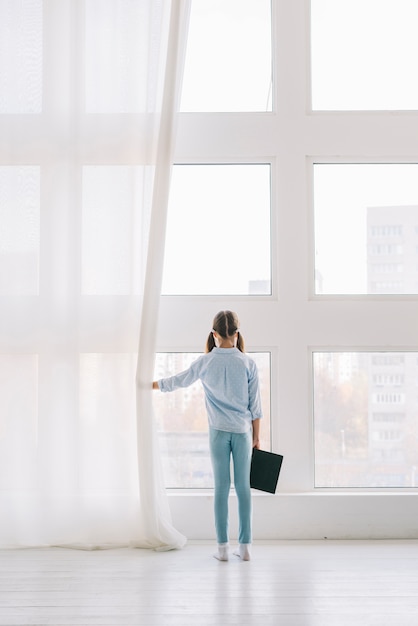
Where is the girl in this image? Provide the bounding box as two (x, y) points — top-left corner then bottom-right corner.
(153, 310), (262, 561)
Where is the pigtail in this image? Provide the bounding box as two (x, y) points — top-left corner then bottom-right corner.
(206, 331), (216, 353)
(236, 331), (245, 353)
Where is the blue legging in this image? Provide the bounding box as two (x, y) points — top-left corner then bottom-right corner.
(209, 428), (253, 545)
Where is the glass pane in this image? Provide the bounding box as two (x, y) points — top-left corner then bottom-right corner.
(85, 0), (161, 113)
(0, 0), (42, 114)
(0, 166), (40, 295)
(162, 164), (271, 295)
(314, 164), (418, 295)
(79, 354), (138, 491)
(82, 166), (148, 295)
(0, 355), (38, 489)
(180, 0), (272, 112)
(313, 352), (418, 488)
(311, 0), (418, 110)
(154, 352), (271, 489)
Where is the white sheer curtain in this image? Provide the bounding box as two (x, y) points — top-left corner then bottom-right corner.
(0, 0), (188, 550)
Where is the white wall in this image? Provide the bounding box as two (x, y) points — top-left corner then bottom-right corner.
(157, 0), (418, 539)
(169, 493), (418, 540)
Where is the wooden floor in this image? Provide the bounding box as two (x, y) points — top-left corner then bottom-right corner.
(1, 540), (418, 626)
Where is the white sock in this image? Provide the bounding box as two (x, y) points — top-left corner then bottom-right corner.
(213, 543), (229, 561)
(233, 543), (251, 561)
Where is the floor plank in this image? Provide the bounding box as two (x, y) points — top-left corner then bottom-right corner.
(0, 540), (418, 625)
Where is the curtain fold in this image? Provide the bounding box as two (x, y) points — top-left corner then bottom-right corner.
(0, 0), (189, 549)
(134, 0), (189, 550)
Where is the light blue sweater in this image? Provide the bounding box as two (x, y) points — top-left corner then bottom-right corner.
(158, 347), (263, 433)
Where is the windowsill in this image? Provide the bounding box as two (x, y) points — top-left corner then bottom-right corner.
(167, 490), (418, 496)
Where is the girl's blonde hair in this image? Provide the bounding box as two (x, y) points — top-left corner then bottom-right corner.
(205, 310), (245, 353)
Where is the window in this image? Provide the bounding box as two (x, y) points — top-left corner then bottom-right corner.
(311, 0), (418, 110)
(0, 167), (40, 295)
(82, 166), (149, 295)
(154, 352), (271, 488)
(313, 164), (418, 295)
(0, 0), (42, 114)
(158, 3), (274, 493)
(163, 0), (418, 530)
(162, 164), (271, 295)
(79, 353), (138, 491)
(370, 226), (403, 238)
(313, 352), (418, 488)
(180, 0), (272, 112)
(85, 0), (161, 113)
(0, 355), (38, 489)
(372, 374), (404, 386)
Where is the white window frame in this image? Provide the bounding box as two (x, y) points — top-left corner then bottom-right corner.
(159, 0), (418, 540)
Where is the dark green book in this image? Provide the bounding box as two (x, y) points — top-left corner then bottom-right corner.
(250, 448), (283, 494)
